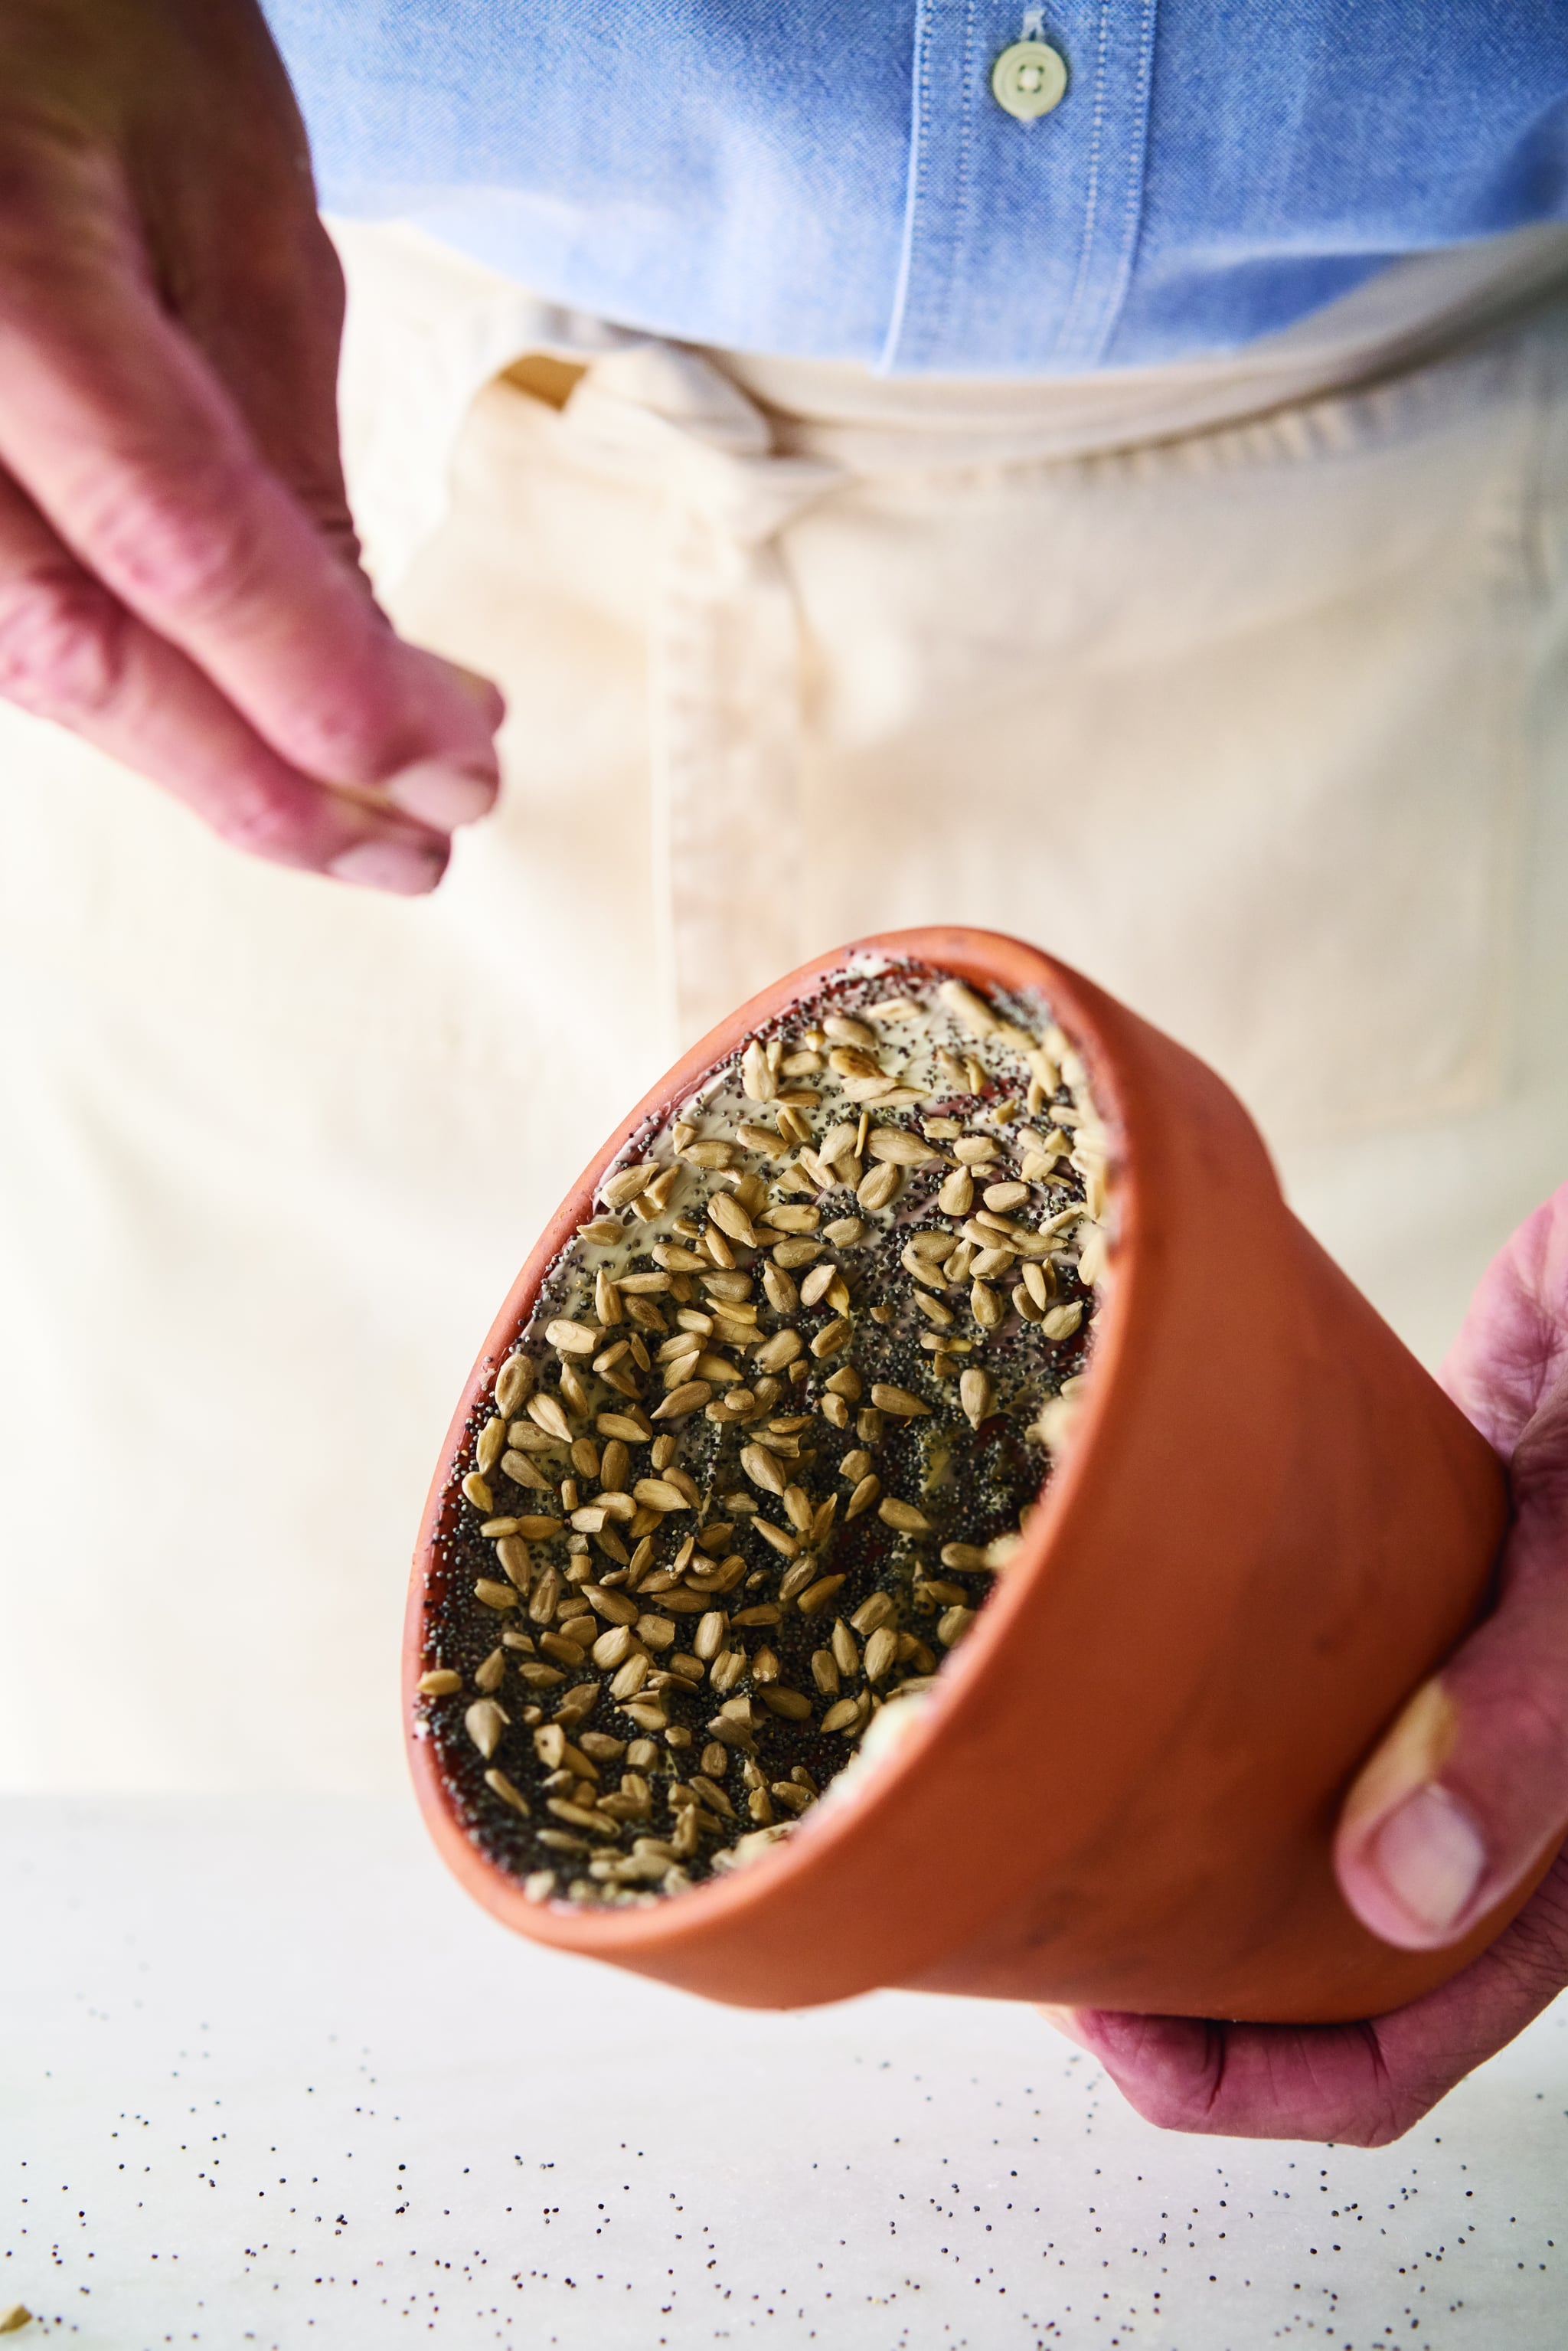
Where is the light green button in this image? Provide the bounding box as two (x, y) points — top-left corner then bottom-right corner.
(991, 38), (1068, 121)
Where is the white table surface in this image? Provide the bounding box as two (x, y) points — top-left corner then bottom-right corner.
(3, 1797), (1564, 2349)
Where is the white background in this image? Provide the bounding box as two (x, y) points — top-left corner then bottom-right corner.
(4, 1798), (1564, 2349)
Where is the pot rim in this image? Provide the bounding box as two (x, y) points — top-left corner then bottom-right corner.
(405, 924), (1149, 1967)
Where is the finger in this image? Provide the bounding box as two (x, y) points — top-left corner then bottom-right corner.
(136, 0), (357, 532)
(165, 198), (362, 565)
(1334, 1363), (1568, 1951)
(0, 460), (446, 893)
(1044, 2006), (1406, 2143)
(1439, 1181), (1568, 1457)
(1041, 1841), (1568, 2145)
(0, 140), (501, 822)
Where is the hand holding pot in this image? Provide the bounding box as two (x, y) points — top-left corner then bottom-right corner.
(1052, 1182), (1568, 2144)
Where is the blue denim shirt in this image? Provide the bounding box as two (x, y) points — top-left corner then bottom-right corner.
(261, 2), (1568, 374)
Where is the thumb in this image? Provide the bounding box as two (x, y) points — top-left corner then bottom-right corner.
(1334, 1375), (1568, 1950)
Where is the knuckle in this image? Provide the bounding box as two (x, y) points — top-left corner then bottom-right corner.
(1340, 2094), (1420, 2150)
(1135, 2084), (1226, 2137)
(0, 132), (113, 269)
(1338, 2118), (1400, 2150)
(84, 453), (273, 626)
(0, 564), (129, 722)
(1118, 2063), (1228, 2138)
(1462, 1665), (1568, 1795)
(1338, 2026), (1426, 2148)
(211, 780), (311, 865)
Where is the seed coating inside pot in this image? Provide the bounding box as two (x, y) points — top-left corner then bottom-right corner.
(416, 961), (1111, 1905)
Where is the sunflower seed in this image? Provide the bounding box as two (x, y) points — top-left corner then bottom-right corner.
(863, 1626), (899, 1682)
(740, 1442), (786, 1496)
(762, 1261), (800, 1315)
(970, 1247), (1015, 1280)
(417, 1669), (462, 1697)
(485, 1767), (531, 1816)
(466, 1699), (508, 1759)
(914, 1291), (954, 1329)
(652, 1381), (714, 1420)
(773, 1238), (822, 1268)
(782, 1485), (815, 1532)
(824, 1014), (877, 1048)
(611, 1653), (652, 1700)
(851, 1592), (897, 1635)
(971, 1280), (1005, 1330)
(547, 1799), (619, 1841)
(830, 1619), (861, 1675)
(602, 1164), (655, 1211)
(846, 1473), (880, 1521)
(709, 1190), (760, 1245)
(497, 1355), (537, 1417)
(761, 1686), (814, 1721)
(527, 1393), (574, 1443)
(633, 1476), (692, 1512)
(857, 1162), (902, 1211)
(878, 1497), (930, 1533)
(753, 1519), (799, 1558)
(589, 1625), (635, 1669)
(937, 977), (998, 1035)
(753, 1329), (803, 1372)
(867, 1126), (939, 1166)
(694, 1611), (728, 1661)
(871, 1383), (929, 1417)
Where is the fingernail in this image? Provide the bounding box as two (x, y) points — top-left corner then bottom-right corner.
(329, 838), (446, 897)
(1371, 1785), (1488, 1937)
(1341, 1676), (1458, 1841)
(436, 656), (505, 716)
(382, 760), (498, 829)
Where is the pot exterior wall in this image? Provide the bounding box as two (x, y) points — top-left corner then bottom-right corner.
(407, 928), (1513, 2022)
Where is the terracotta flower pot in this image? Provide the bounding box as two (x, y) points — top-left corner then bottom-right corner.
(406, 926), (1521, 2022)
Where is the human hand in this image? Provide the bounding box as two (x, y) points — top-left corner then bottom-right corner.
(0, 0), (502, 893)
(1047, 1183), (1568, 2143)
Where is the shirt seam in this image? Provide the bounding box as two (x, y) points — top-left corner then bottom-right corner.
(1050, 0), (1114, 361)
(1050, 0), (1158, 368)
(881, 0), (982, 373)
(877, 0), (933, 373)
(1090, 0), (1159, 367)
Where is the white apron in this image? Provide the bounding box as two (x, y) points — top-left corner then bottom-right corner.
(4, 222), (1568, 1793)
